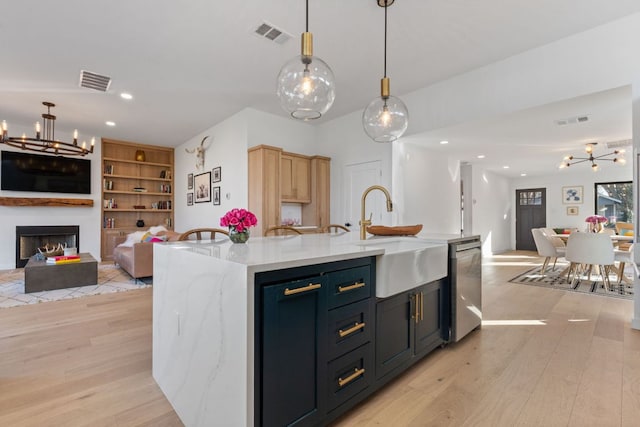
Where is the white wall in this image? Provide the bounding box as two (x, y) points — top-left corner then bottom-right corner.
(174, 108), (318, 233)
(472, 168), (512, 255)
(317, 112), (393, 226)
(0, 128), (102, 270)
(391, 141), (460, 233)
(174, 111), (249, 232)
(511, 165), (632, 244)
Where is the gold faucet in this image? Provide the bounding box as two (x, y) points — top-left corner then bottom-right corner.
(360, 185), (393, 240)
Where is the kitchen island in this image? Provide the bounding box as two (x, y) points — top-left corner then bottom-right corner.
(152, 233), (448, 426)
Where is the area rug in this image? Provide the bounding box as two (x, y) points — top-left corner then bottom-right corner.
(0, 263), (151, 309)
(509, 263), (634, 300)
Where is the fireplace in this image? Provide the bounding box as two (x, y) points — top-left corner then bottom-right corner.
(16, 225), (80, 268)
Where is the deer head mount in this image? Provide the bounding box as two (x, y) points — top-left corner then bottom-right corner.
(185, 136), (211, 171)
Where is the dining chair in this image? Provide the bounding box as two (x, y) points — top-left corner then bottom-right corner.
(565, 232), (615, 291)
(614, 243), (634, 288)
(615, 222), (634, 251)
(178, 228), (229, 241)
(540, 228), (567, 249)
(323, 224), (350, 234)
(264, 226), (302, 236)
(531, 228), (566, 274)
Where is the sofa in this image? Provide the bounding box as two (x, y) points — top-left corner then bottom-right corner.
(113, 229), (181, 279)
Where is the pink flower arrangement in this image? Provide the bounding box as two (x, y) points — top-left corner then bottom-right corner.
(220, 208), (258, 233)
(585, 215), (607, 224)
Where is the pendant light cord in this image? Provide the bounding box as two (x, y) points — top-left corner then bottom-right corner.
(306, 0), (309, 32)
(383, 2), (388, 78)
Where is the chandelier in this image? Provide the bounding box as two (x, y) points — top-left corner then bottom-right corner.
(559, 142), (625, 172)
(1, 102), (94, 157)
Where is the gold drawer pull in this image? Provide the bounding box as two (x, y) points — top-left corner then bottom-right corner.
(284, 283), (321, 296)
(338, 322), (365, 338)
(338, 281), (365, 293)
(338, 368), (365, 388)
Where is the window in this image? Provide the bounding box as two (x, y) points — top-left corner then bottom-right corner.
(519, 190), (543, 205)
(594, 181), (633, 227)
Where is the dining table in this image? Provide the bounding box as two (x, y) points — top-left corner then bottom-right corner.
(551, 232), (634, 285)
(551, 233), (633, 243)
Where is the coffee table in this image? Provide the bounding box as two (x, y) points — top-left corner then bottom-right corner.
(24, 253), (98, 293)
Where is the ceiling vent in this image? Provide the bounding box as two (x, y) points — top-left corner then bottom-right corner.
(554, 115), (589, 126)
(253, 22), (292, 45)
(79, 70), (112, 92)
(606, 139), (632, 149)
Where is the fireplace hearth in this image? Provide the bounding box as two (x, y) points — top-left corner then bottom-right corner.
(16, 225), (80, 268)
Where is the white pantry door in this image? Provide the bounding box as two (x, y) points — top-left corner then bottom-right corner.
(344, 160), (383, 235)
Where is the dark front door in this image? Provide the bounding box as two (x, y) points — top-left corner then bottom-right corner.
(516, 188), (546, 251)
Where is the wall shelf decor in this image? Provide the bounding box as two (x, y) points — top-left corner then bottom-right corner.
(101, 138), (174, 261)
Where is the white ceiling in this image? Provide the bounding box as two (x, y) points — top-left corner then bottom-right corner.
(2, 1), (639, 159)
(403, 85), (633, 178)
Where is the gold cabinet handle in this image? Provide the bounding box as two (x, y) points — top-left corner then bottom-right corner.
(419, 292), (424, 321)
(283, 283), (321, 296)
(338, 322), (365, 338)
(338, 368), (365, 387)
(338, 281), (365, 293)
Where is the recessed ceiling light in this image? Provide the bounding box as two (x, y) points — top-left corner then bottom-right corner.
(477, 155), (485, 159)
(105, 121), (116, 127)
(440, 140), (449, 145)
(120, 92), (133, 100)
(520, 173), (527, 177)
(503, 166), (510, 169)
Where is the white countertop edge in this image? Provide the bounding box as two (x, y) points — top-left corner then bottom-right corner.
(246, 248), (385, 274)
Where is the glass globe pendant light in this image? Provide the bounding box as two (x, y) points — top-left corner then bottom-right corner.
(276, 0), (336, 120)
(362, 0), (408, 143)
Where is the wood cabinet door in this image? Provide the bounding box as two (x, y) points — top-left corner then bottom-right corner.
(281, 154), (295, 200)
(262, 276), (328, 427)
(302, 157), (330, 228)
(281, 154), (311, 203)
(101, 229), (127, 261)
(248, 146), (281, 236)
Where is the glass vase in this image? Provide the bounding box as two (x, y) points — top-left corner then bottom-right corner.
(229, 228), (250, 244)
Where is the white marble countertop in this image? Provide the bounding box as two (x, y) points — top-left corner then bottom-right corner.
(161, 233), (449, 273)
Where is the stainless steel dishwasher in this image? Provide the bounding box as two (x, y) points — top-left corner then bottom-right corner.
(449, 238), (482, 342)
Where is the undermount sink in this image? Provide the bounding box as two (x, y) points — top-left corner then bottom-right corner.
(355, 237), (448, 298)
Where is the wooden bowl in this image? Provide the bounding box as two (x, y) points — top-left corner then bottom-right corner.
(366, 224), (423, 236)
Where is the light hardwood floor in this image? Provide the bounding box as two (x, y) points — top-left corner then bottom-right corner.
(1, 251), (639, 426)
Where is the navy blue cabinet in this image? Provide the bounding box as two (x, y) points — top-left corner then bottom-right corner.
(257, 258), (447, 426)
(262, 275), (328, 427)
(256, 257), (375, 427)
(376, 278), (447, 380)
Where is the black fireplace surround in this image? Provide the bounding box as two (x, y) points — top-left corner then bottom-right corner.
(16, 225), (79, 268)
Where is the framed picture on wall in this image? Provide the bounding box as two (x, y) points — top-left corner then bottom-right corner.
(187, 192), (193, 206)
(188, 173), (194, 190)
(566, 206), (579, 215)
(562, 186), (583, 204)
(213, 186), (221, 205)
(212, 166), (221, 183)
(194, 172), (211, 203)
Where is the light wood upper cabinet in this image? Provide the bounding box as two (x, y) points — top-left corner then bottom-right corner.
(302, 156), (330, 230)
(281, 153), (311, 203)
(248, 145), (281, 236)
(249, 145), (330, 236)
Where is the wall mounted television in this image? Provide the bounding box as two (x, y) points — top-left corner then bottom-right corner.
(1, 150), (91, 194)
